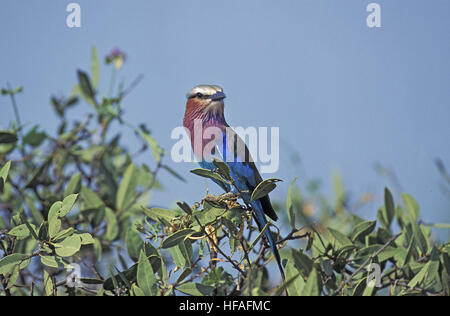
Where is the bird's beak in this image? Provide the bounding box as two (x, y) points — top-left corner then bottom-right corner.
(209, 91), (226, 101)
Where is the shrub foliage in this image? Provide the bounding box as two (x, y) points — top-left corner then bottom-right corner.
(0, 48), (449, 296)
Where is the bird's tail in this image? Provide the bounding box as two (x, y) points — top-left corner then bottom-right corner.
(251, 200), (285, 281)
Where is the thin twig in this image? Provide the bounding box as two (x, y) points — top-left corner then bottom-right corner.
(193, 214), (246, 276)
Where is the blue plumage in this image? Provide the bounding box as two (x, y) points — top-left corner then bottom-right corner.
(183, 84), (285, 281)
(201, 132), (285, 280)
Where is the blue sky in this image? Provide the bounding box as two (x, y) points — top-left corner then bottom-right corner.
(1, 1), (449, 235)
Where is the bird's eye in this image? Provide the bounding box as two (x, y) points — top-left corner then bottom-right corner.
(196, 92), (203, 98)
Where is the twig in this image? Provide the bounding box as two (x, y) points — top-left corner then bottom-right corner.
(277, 227), (310, 245)
(192, 214), (246, 276)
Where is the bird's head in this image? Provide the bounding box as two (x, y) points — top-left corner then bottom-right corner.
(185, 85), (226, 121)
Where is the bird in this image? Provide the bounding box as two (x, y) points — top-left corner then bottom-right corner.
(183, 84), (285, 280)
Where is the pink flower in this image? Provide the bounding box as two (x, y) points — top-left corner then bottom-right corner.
(105, 47), (127, 69)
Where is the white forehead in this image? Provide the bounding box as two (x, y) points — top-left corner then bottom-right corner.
(186, 85), (223, 98)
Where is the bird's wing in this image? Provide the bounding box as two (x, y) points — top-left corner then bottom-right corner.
(220, 127), (278, 221)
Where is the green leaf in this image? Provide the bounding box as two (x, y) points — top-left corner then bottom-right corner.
(6, 265), (20, 289)
(301, 268), (322, 296)
(40, 255), (69, 269)
(383, 187), (395, 228)
(126, 226), (143, 262)
(25, 196), (44, 225)
(332, 169), (344, 203)
(170, 245), (187, 269)
(426, 247), (440, 286)
(250, 178), (282, 202)
(0, 160), (11, 182)
(291, 249), (313, 278)
(424, 223), (450, 229)
(177, 240), (193, 267)
(54, 235), (82, 257)
(103, 264), (137, 291)
(247, 223), (269, 254)
(170, 240), (193, 269)
(161, 229), (195, 249)
(137, 250), (157, 296)
(23, 125), (46, 147)
(352, 277), (368, 296)
(377, 207), (388, 230)
(48, 218), (61, 239)
(81, 187), (104, 211)
(285, 260), (304, 296)
(442, 252), (450, 295)
(177, 201), (192, 215)
(47, 195), (78, 240)
(25, 157), (52, 188)
(0, 160), (11, 193)
(131, 284), (145, 296)
(19, 212), (39, 240)
(104, 207), (119, 241)
(442, 251), (450, 274)
(116, 163), (138, 212)
(115, 266), (132, 289)
(274, 270), (301, 296)
(378, 246), (407, 263)
(402, 193), (419, 222)
(74, 146), (105, 163)
(350, 221), (376, 242)
(0, 131), (18, 144)
(136, 127), (163, 162)
(161, 164), (185, 182)
(43, 270), (54, 296)
(91, 46), (99, 88)
(64, 173), (81, 196)
(212, 159), (232, 180)
(53, 227), (75, 241)
(176, 268), (193, 285)
(38, 222), (49, 243)
(327, 227), (353, 248)
(77, 233), (95, 245)
(190, 168), (229, 184)
(353, 245), (382, 264)
(77, 70), (96, 103)
(362, 281), (376, 296)
(442, 269), (450, 296)
(143, 207), (179, 224)
(0, 253), (30, 275)
(177, 283), (214, 296)
(195, 207), (227, 226)
(8, 223), (36, 239)
(408, 261), (431, 288)
(93, 238), (102, 261)
(402, 237), (415, 266)
(286, 177), (297, 229)
(411, 222), (428, 255)
(79, 278), (104, 285)
(47, 201), (62, 223)
(60, 194), (78, 217)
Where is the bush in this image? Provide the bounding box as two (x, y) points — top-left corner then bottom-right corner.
(0, 48), (449, 296)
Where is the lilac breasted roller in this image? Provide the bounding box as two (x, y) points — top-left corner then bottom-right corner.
(183, 85), (284, 280)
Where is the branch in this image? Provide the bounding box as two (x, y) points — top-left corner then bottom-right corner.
(192, 214), (246, 276)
